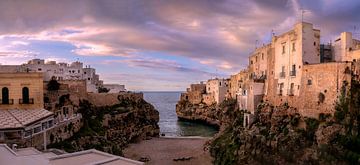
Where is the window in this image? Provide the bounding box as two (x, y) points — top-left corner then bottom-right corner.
(282, 44), (286, 54)
(25, 130), (32, 137)
(84, 72), (87, 74)
(314, 42), (316, 46)
(1, 87), (9, 104)
(250, 60), (253, 64)
(307, 79), (312, 85)
(22, 87), (30, 104)
(42, 122), (48, 130)
(262, 53), (264, 60)
(48, 120), (54, 128)
(255, 56), (258, 62)
(38, 68), (42, 71)
(34, 126), (42, 134)
(292, 42), (296, 51)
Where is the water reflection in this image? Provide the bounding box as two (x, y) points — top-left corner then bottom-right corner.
(143, 92), (218, 137)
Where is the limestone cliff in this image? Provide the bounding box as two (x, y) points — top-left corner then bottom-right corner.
(210, 92), (360, 164)
(176, 98), (240, 128)
(178, 80), (360, 164)
(49, 94), (160, 156)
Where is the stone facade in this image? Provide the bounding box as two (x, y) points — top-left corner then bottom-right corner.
(0, 72), (55, 147)
(0, 72), (44, 110)
(205, 78), (229, 105)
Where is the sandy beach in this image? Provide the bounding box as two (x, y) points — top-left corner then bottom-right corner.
(123, 137), (213, 165)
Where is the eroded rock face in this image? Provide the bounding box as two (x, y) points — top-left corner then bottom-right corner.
(209, 102), (360, 165)
(176, 99), (239, 127)
(49, 96), (160, 156)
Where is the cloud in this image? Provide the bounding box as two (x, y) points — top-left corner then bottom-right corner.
(103, 58), (222, 78)
(0, 0), (360, 90)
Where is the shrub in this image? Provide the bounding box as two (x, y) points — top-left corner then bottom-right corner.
(47, 79), (60, 91)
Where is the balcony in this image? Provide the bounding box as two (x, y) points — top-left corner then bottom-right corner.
(290, 70), (296, 77)
(288, 89), (294, 96)
(279, 72), (286, 78)
(19, 98), (34, 104)
(0, 99), (14, 105)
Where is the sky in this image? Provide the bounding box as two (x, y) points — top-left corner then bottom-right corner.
(0, 0), (360, 91)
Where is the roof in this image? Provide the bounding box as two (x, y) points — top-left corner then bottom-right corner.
(0, 109), (53, 130)
(0, 144), (144, 165)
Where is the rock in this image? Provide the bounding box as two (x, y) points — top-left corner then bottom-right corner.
(139, 156), (151, 162)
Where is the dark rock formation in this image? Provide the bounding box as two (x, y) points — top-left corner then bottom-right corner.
(176, 98), (239, 127)
(49, 96), (159, 156)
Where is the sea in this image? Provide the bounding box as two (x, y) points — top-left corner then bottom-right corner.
(143, 92), (218, 137)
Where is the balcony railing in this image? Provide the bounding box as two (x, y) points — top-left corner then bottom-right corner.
(0, 99), (14, 105)
(19, 98), (34, 104)
(290, 70), (296, 76)
(280, 72), (286, 78)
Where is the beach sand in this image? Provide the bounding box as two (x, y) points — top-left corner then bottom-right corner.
(123, 137), (213, 165)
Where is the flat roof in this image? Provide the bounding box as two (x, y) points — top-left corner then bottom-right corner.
(0, 144), (144, 165)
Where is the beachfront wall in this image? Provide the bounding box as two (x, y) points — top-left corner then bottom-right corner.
(86, 92), (144, 107)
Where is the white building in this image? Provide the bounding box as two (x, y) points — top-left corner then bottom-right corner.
(205, 78), (229, 104)
(0, 144), (144, 165)
(273, 22), (320, 96)
(0, 59), (126, 93)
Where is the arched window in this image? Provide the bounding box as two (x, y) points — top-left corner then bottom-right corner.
(22, 87), (29, 104)
(2, 87), (9, 104)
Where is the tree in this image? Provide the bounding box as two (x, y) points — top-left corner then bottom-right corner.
(98, 86), (110, 93)
(47, 78), (60, 91)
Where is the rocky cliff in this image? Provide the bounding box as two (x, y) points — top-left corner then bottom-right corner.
(178, 80), (360, 164)
(49, 95), (160, 156)
(209, 81), (360, 164)
(176, 98), (239, 127)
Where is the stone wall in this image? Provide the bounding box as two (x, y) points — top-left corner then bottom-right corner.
(265, 62), (351, 118)
(86, 92), (143, 107)
(0, 72), (44, 110)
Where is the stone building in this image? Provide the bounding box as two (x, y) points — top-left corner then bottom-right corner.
(180, 82), (206, 105)
(204, 78), (229, 105)
(0, 59), (126, 93)
(0, 72), (54, 145)
(333, 32), (360, 62)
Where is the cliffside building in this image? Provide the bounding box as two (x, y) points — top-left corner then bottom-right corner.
(0, 59), (126, 93)
(0, 72), (54, 145)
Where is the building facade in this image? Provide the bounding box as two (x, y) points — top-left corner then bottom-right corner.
(0, 72), (54, 144)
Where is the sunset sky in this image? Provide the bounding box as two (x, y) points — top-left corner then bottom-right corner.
(0, 0), (360, 91)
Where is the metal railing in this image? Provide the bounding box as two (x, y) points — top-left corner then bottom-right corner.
(19, 98), (34, 104)
(290, 70), (296, 76)
(0, 99), (14, 105)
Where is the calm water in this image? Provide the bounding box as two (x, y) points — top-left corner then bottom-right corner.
(143, 92), (218, 137)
